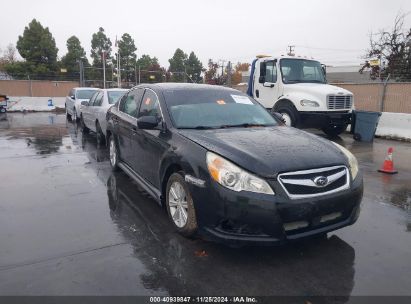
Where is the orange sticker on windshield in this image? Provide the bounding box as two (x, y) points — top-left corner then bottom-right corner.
(216, 100), (226, 105)
(145, 98), (151, 105)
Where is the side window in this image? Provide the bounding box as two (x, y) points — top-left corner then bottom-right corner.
(138, 89), (161, 119)
(119, 93), (129, 111)
(93, 92), (104, 106)
(119, 89), (144, 118)
(88, 92), (98, 106)
(265, 60), (277, 83)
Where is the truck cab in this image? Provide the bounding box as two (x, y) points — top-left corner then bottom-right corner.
(247, 55), (354, 136)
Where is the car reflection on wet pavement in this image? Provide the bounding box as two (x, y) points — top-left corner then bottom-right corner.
(0, 113), (410, 300)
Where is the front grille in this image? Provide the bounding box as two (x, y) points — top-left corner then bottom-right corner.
(278, 166), (350, 199)
(327, 95), (353, 110)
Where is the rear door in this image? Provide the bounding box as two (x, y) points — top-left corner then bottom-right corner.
(66, 89), (75, 114)
(116, 89), (144, 166)
(88, 91), (104, 132)
(82, 92), (97, 128)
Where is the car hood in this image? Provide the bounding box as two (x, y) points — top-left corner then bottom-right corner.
(283, 83), (353, 96)
(178, 126), (348, 178)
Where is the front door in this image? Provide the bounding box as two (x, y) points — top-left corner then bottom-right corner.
(253, 60), (280, 109)
(132, 88), (168, 189)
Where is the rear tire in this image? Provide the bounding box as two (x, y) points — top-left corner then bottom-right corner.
(80, 115), (89, 133)
(66, 104), (72, 121)
(96, 122), (105, 144)
(166, 172), (198, 237)
(322, 123), (348, 138)
(108, 135), (120, 172)
(72, 108), (78, 122)
(274, 103), (299, 127)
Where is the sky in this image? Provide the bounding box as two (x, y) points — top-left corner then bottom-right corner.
(1, 0), (411, 68)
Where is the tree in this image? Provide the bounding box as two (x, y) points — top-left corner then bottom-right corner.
(231, 62), (250, 85)
(168, 48), (187, 82)
(136, 55), (165, 83)
(185, 51), (203, 83)
(90, 27), (112, 82)
(61, 36), (88, 75)
(15, 19), (59, 76)
(0, 44), (18, 72)
(366, 13), (411, 81)
(204, 59), (226, 85)
(114, 33), (137, 82)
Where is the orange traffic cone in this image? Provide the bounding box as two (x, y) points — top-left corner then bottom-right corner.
(378, 147), (398, 174)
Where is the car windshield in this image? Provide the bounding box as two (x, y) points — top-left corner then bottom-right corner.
(280, 59), (326, 84)
(108, 91), (126, 104)
(76, 90), (97, 100)
(163, 89), (277, 129)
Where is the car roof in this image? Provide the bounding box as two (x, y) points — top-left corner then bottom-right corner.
(104, 88), (128, 92)
(74, 87), (99, 91)
(141, 83), (240, 93)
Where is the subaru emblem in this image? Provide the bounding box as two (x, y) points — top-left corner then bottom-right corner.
(314, 176), (328, 187)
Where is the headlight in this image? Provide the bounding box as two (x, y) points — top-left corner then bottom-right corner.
(206, 152), (274, 195)
(300, 99), (319, 107)
(332, 142), (359, 179)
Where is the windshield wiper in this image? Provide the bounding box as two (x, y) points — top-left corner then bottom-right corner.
(179, 126), (217, 130)
(219, 123), (270, 128)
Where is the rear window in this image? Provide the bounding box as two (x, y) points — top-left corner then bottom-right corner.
(76, 90), (97, 100)
(163, 89), (277, 129)
(108, 91), (126, 104)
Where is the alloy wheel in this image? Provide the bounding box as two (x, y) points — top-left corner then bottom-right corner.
(109, 138), (117, 167)
(168, 181), (189, 228)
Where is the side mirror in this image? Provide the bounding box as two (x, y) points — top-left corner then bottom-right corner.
(258, 76), (265, 84)
(137, 115), (159, 129)
(70, 95), (75, 100)
(321, 64), (327, 76)
(263, 82), (275, 88)
(81, 100), (89, 106)
(272, 112), (286, 124)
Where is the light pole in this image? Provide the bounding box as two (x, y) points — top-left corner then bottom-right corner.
(102, 51), (106, 89)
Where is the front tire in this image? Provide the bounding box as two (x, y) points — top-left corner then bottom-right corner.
(166, 172), (198, 237)
(322, 123), (348, 138)
(274, 103), (299, 127)
(109, 136), (120, 171)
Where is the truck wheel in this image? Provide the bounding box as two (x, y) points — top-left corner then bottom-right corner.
(322, 124), (348, 138)
(274, 104), (299, 127)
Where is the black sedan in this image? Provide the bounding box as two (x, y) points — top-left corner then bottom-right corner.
(106, 83), (363, 245)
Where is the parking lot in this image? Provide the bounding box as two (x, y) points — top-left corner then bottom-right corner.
(0, 112), (410, 299)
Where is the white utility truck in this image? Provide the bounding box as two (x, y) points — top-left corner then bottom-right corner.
(247, 55), (354, 136)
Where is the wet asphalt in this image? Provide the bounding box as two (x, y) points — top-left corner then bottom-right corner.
(0, 112), (410, 299)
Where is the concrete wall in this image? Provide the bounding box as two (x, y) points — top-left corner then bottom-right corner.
(0, 80), (79, 97)
(375, 112), (411, 140)
(7, 96), (66, 112)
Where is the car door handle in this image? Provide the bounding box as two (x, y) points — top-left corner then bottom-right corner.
(255, 90), (259, 98)
(112, 118), (118, 124)
(132, 127), (138, 135)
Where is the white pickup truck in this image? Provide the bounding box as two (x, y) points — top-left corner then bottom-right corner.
(247, 55), (354, 136)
